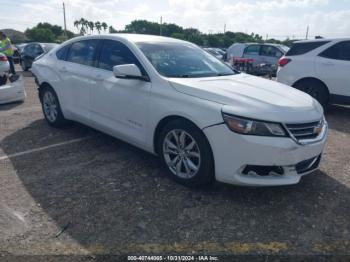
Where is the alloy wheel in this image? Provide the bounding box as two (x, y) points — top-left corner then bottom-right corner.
(43, 91), (58, 123)
(162, 129), (201, 179)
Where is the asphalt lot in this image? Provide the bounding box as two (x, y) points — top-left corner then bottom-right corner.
(0, 68), (349, 261)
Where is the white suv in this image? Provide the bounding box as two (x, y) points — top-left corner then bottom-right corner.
(277, 38), (350, 107)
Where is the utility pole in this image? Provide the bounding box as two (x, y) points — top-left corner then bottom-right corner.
(305, 25), (309, 40)
(160, 16), (162, 36)
(63, 2), (67, 38)
(224, 23), (226, 33)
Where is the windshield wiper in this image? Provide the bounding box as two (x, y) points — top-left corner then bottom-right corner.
(168, 74), (191, 78)
(216, 73), (234, 76)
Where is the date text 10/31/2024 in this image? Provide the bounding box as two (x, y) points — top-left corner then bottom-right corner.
(127, 255), (219, 261)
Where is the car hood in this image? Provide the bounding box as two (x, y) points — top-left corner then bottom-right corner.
(168, 73), (323, 123)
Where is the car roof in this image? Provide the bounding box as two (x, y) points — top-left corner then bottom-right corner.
(70, 33), (190, 45)
(295, 38), (350, 43)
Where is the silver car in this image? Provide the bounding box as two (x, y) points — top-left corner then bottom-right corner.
(227, 43), (289, 66)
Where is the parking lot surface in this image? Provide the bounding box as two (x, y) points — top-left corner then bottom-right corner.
(0, 69), (349, 260)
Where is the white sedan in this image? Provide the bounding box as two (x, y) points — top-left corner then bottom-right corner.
(32, 34), (328, 187)
(0, 53), (26, 105)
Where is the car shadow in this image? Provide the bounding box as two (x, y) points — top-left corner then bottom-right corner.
(326, 105), (350, 134)
(0, 101), (24, 111)
(0, 119), (350, 257)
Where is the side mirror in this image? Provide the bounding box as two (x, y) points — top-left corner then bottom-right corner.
(113, 64), (149, 81)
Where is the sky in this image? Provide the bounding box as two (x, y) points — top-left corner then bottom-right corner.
(0, 0), (349, 39)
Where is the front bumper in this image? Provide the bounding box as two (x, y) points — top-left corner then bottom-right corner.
(203, 123), (328, 186)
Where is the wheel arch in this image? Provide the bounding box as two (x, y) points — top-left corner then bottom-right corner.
(38, 82), (55, 102)
(292, 77), (330, 96)
(153, 115), (211, 155)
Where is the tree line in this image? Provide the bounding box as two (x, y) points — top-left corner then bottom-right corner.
(19, 19), (295, 47)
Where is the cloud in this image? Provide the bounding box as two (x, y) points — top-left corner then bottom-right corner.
(0, 0), (349, 39)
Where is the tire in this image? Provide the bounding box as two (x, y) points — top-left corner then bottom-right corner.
(294, 79), (329, 108)
(41, 86), (68, 128)
(158, 119), (215, 187)
(20, 60), (28, 71)
(0, 75), (7, 86)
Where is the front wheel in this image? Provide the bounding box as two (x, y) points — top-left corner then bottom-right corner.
(158, 119), (215, 187)
(41, 86), (68, 127)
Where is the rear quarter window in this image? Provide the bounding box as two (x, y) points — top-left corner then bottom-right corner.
(286, 41), (330, 56)
(319, 41), (350, 61)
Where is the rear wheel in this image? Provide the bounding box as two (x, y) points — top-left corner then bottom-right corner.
(294, 79), (329, 108)
(41, 86), (68, 127)
(158, 119), (215, 187)
(20, 60), (28, 71)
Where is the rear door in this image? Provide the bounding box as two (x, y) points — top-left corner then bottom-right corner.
(59, 39), (100, 121)
(315, 40), (350, 97)
(260, 45), (283, 65)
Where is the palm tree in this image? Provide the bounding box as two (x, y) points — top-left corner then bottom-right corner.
(101, 22), (108, 33)
(82, 18), (89, 35)
(88, 21), (94, 34)
(74, 20), (80, 32)
(109, 26), (117, 33)
(78, 18), (88, 35)
(95, 21), (102, 34)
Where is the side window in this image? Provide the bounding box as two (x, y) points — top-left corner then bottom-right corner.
(25, 44), (35, 55)
(34, 44), (44, 55)
(97, 40), (140, 71)
(286, 41), (330, 56)
(56, 44), (70, 60)
(66, 40), (99, 66)
(319, 41), (350, 61)
(244, 45), (260, 55)
(261, 46), (283, 58)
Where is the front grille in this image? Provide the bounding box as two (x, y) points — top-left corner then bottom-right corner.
(286, 120), (322, 141)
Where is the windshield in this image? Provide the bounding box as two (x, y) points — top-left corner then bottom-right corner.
(137, 42), (235, 78)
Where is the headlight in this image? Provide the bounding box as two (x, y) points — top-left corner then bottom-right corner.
(222, 113), (287, 137)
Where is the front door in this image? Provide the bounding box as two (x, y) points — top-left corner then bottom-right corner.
(90, 39), (151, 145)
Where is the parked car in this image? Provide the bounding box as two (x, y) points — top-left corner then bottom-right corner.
(32, 34), (327, 187)
(203, 48), (224, 60)
(0, 53), (25, 104)
(277, 38), (350, 107)
(20, 42), (58, 71)
(15, 43), (27, 52)
(227, 43), (289, 66)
